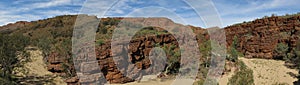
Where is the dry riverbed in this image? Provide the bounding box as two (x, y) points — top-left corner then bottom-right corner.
(239, 57), (298, 85)
(106, 57), (299, 85)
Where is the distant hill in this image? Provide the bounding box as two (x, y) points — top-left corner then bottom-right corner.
(1, 13), (300, 84)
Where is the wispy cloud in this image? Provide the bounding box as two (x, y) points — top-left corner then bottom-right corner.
(0, 14), (42, 25)
(0, 0), (84, 26)
(29, 0), (72, 9)
(213, 0), (300, 26)
(0, 0), (299, 27)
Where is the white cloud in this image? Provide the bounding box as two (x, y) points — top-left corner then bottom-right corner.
(268, 0), (300, 8)
(30, 0), (72, 9)
(39, 10), (78, 17)
(1, 0), (299, 27)
(212, 0), (300, 27)
(79, 0), (118, 16)
(0, 14), (42, 26)
(104, 0), (135, 15)
(0, 0), (80, 26)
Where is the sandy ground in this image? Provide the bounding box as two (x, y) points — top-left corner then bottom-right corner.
(108, 77), (174, 85)
(107, 75), (195, 85)
(107, 57), (299, 85)
(239, 57), (298, 85)
(219, 68), (235, 85)
(14, 48), (66, 85)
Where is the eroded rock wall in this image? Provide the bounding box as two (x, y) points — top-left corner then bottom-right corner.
(225, 16), (300, 59)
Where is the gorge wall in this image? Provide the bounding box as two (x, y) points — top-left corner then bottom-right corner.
(225, 15), (300, 59)
(2, 14), (300, 84)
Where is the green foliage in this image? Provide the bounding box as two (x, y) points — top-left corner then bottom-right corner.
(199, 40), (212, 71)
(35, 38), (53, 57)
(228, 48), (238, 62)
(96, 39), (105, 45)
(227, 36), (239, 62)
(274, 43), (289, 59)
(61, 63), (74, 77)
(0, 77), (17, 85)
(135, 26), (168, 37)
(97, 24), (108, 34)
(162, 44), (180, 74)
(193, 79), (205, 85)
(194, 78), (219, 85)
(291, 40), (300, 83)
(232, 36), (238, 48)
(0, 15), (82, 83)
(228, 61), (254, 85)
(0, 34), (29, 84)
(102, 18), (120, 26)
(199, 40), (212, 59)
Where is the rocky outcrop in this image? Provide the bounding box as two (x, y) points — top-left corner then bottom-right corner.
(94, 34), (179, 83)
(70, 17), (207, 84)
(3, 14), (300, 84)
(47, 52), (66, 76)
(225, 15), (300, 59)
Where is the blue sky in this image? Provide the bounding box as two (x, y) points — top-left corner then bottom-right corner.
(0, 0), (300, 27)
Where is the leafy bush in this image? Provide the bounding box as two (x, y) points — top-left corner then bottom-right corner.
(0, 34), (30, 84)
(227, 36), (239, 62)
(198, 40), (211, 76)
(96, 39), (105, 45)
(228, 61), (254, 85)
(102, 18), (120, 26)
(291, 40), (300, 84)
(162, 44), (180, 74)
(193, 79), (205, 85)
(134, 26), (168, 37)
(274, 43), (289, 59)
(228, 48), (238, 62)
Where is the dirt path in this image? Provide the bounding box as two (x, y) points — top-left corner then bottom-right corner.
(239, 57), (298, 85)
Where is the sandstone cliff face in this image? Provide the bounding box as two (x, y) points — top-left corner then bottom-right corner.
(61, 15), (300, 84)
(2, 14), (300, 84)
(72, 18), (207, 84)
(37, 16), (207, 84)
(95, 34), (178, 83)
(225, 15), (300, 59)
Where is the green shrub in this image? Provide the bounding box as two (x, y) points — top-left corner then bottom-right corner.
(228, 61), (254, 85)
(274, 43), (289, 59)
(199, 40), (212, 68)
(193, 79), (205, 85)
(96, 39), (105, 45)
(163, 44), (180, 74)
(228, 48), (238, 62)
(102, 18), (120, 26)
(0, 34), (30, 84)
(292, 40), (300, 83)
(227, 36), (239, 62)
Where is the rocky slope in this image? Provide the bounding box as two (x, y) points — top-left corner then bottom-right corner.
(1, 13), (300, 84)
(225, 15), (300, 59)
(0, 15), (210, 84)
